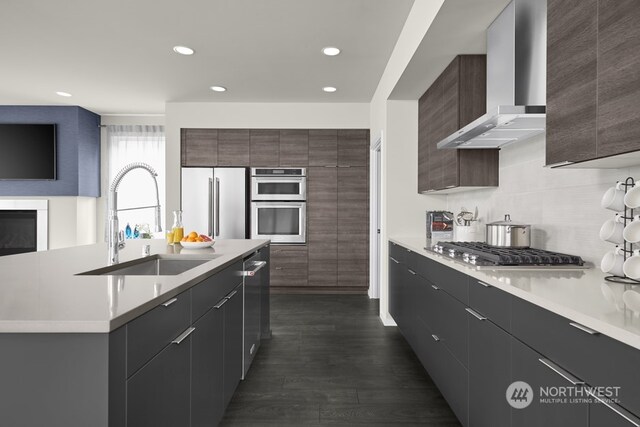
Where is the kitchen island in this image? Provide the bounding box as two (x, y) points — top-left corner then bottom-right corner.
(0, 238), (270, 427)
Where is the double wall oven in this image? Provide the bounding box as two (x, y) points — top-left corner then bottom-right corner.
(250, 168), (306, 244)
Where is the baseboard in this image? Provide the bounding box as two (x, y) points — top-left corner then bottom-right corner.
(380, 313), (397, 326)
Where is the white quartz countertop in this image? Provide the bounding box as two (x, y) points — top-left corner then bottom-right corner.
(0, 239), (269, 333)
(390, 236), (640, 351)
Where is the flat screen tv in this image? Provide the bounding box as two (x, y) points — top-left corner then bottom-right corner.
(0, 124), (57, 180)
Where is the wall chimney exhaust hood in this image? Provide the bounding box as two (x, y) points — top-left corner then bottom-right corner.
(438, 0), (546, 149)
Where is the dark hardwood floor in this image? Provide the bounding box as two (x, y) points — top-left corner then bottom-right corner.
(220, 294), (461, 426)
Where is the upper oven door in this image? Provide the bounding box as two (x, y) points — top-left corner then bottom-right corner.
(251, 176), (307, 201)
(251, 201), (306, 244)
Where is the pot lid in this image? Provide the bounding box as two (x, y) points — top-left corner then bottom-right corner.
(487, 214), (529, 227)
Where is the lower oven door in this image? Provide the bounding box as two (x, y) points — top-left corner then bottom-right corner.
(251, 202), (306, 244)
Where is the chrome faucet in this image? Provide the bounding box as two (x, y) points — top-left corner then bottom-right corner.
(108, 162), (162, 265)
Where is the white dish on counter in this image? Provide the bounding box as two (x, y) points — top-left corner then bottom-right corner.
(180, 240), (215, 249)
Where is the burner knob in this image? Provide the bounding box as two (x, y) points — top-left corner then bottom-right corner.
(470, 254), (478, 261)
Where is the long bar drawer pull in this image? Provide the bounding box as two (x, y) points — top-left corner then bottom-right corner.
(407, 269), (417, 275)
(478, 281), (492, 288)
(213, 298), (228, 309)
(465, 307), (487, 321)
(538, 358), (584, 386)
(431, 334), (440, 342)
(588, 391), (640, 426)
(243, 261), (267, 276)
(226, 289), (238, 299)
(431, 284), (439, 291)
(162, 298), (178, 307)
(172, 327), (196, 345)
(389, 257), (400, 264)
(569, 322), (599, 335)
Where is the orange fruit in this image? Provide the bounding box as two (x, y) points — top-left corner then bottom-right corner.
(188, 231), (198, 239)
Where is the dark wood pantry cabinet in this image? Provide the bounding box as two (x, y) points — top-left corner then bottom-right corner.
(546, 0), (640, 167)
(182, 127), (370, 293)
(418, 55), (499, 193)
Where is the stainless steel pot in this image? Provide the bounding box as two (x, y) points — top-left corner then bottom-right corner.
(486, 214), (531, 248)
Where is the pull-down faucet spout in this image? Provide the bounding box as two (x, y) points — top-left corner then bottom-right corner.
(107, 162), (162, 264)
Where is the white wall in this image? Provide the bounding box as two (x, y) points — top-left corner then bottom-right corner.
(164, 102), (369, 222)
(447, 136), (640, 265)
(370, 0), (445, 324)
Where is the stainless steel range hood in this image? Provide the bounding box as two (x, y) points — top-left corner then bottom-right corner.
(438, 0), (546, 149)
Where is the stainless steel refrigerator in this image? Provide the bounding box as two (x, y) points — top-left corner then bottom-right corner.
(181, 168), (249, 238)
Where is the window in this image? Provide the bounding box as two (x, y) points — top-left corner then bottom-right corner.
(106, 125), (165, 237)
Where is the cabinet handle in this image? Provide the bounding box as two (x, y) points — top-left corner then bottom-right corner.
(545, 160), (574, 168)
(214, 298), (228, 309)
(172, 327), (196, 345)
(337, 165), (351, 168)
(465, 307), (487, 321)
(226, 289), (238, 299)
(569, 322), (599, 335)
(389, 257), (400, 264)
(588, 390), (640, 426)
(538, 358), (584, 386)
(324, 165), (337, 168)
(431, 334), (440, 342)
(477, 281), (492, 288)
(407, 269), (417, 275)
(275, 266), (284, 270)
(431, 284), (440, 291)
(161, 298), (178, 307)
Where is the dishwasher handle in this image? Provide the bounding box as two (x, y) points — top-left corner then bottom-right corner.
(243, 261), (267, 277)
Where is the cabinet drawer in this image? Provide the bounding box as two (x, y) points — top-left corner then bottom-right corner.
(408, 252), (469, 304)
(127, 292), (191, 377)
(422, 276), (468, 368)
(271, 245), (308, 268)
(389, 241), (408, 264)
(469, 278), (511, 332)
(271, 266), (308, 287)
(512, 297), (640, 416)
(191, 261), (243, 322)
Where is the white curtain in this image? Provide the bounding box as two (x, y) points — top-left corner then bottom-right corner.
(106, 125), (165, 237)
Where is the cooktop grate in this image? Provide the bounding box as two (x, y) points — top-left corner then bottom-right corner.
(437, 242), (585, 266)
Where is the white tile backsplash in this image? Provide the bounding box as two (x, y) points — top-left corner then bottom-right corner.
(446, 134), (638, 264)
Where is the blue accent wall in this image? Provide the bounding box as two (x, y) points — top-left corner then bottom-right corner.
(0, 106), (101, 197)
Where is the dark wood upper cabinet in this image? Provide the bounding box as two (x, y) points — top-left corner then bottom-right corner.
(218, 129), (250, 167)
(545, 0), (598, 166)
(546, 0), (640, 167)
(181, 129), (218, 167)
(279, 130), (308, 166)
(337, 129), (369, 167)
(418, 55), (498, 193)
(596, 0), (640, 158)
(249, 129), (279, 167)
(309, 130), (337, 166)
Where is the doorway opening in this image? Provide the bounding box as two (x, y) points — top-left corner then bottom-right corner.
(369, 135), (382, 299)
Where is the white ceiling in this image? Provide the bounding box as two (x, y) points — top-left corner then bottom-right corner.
(0, 0), (413, 115)
(390, 0), (510, 100)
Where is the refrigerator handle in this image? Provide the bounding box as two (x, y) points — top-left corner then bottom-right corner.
(208, 178), (213, 236)
(215, 177), (221, 237)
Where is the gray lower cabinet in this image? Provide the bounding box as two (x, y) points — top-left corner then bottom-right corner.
(467, 309), (511, 427)
(191, 306), (225, 427)
(589, 397), (640, 427)
(511, 337), (589, 426)
(127, 332), (192, 427)
(224, 284), (244, 407)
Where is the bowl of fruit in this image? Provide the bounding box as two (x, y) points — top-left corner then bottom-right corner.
(180, 231), (215, 249)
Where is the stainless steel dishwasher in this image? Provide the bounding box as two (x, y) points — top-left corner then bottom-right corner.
(242, 250), (268, 378)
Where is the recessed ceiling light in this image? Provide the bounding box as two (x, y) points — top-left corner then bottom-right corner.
(323, 86), (337, 93)
(210, 86), (227, 92)
(173, 46), (195, 55)
(322, 46), (341, 56)
(56, 91), (72, 97)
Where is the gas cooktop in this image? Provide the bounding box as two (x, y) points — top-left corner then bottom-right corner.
(426, 241), (588, 270)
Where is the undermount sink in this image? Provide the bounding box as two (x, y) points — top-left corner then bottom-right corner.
(78, 254), (219, 276)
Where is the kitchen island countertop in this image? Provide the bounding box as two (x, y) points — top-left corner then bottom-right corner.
(0, 239), (268, 333)
(390, 236), (640, 350)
